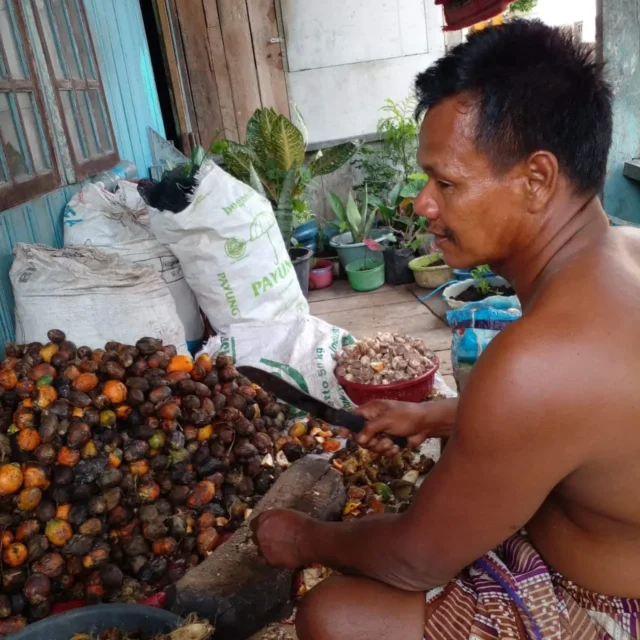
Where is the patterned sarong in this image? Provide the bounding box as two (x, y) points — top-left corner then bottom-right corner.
(424, 532), (640, 640)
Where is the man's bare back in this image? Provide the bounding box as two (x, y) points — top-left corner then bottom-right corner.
(526, 227), (640, 597)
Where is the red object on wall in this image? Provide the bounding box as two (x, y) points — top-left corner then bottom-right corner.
(436, 0), (512, 31)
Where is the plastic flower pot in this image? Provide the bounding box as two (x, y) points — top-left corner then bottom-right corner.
(293, 219), (317, 243)
(409, 253), (454, 288)
(383, 247), (415, 285)
(345, 258), (385, 292)
(443, 276), (518, 310)
(330, 228), (395, 268)
(9, 604), (180, 640)
(290, 247), (313, 297)
(309, 259), (334, 290)
(293, 219), (318, 252)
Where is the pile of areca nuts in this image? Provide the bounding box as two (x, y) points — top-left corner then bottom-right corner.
(0, 331), (342, 633)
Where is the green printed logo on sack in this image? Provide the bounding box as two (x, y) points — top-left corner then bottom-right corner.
(251, 259), (295, 297)
(217, 272), (240, 317)
(223, 189), (254, 216)
(224, 237), (247, 260)
(217, 336), (237, 362)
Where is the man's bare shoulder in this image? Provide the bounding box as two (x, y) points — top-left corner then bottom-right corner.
(456, 308), (616, 454)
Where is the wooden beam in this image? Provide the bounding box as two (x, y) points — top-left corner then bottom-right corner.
(202, 0), (240, 142)
(246, 0), (290, 117)
(217, 0), (262, 142)
(174, 0), (225, 148)
(166, 0), (198, 147)
(152, 0), (191, 153)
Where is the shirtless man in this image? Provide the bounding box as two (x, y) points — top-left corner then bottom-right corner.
(253, 20), (640, 639)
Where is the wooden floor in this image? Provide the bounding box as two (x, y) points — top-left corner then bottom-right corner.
(250, 281), (455, 639)
(308, 279), (456, 391)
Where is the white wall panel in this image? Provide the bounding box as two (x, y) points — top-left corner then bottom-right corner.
(288, 53), (441, 144)
(281, 0), (429, 71)
(281, 0), (444, 143)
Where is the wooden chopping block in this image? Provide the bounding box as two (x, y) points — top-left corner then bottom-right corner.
(164, 457), (346, 640)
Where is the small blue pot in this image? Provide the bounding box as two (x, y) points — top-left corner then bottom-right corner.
(293, 219), (318, 243)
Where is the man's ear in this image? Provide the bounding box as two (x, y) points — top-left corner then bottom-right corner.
(523, 151), (559, 213)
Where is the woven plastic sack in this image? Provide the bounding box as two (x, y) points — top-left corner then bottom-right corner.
(63, 181), (204, 350)
(150, 161), (309, 335)
(447, 297), (522, 381)
(11, 243), (188, 353)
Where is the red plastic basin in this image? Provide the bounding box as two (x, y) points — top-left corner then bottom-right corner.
(309, 259), (334, 290)
(335, 356), (440, 405)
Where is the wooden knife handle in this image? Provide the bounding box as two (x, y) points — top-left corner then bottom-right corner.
(339, 412), (409, 449)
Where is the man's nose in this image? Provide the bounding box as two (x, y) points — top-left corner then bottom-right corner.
(413, 182), (439, 221)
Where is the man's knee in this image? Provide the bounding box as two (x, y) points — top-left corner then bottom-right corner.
(296, 576), (350, 640)
(295, 575), (425, 640)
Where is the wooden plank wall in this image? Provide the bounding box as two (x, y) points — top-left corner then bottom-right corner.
(169, 0), (289, 146)
(0, 0), (164, 354)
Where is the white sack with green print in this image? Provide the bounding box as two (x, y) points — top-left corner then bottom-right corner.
(200, 316), (356, 410)
(150, 161), (309, 335)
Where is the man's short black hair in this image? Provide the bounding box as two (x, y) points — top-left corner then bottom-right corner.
(415, 20), (612, 194)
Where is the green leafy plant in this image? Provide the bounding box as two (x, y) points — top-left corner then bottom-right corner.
(327, 186), (377, 244)
(216, 108), (357, 248)
(471, 265), (498, 297)
(352, 97), (422, 200)
(315, 222), (337, 258)
(509, 0), (537, 12)
(371, 173), (430, 251)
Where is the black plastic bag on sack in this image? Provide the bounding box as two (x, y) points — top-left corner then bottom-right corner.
(137, 163), (200, 213)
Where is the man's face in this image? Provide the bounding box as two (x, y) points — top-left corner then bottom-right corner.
(414, 96), (526, 269)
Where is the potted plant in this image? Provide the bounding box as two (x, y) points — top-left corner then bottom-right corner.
(452, 263), (496, 281)
(409, 253), (454, 288)
(309, 256), (334, 290)
(344, 239), (386, 292)
(216, 107), (357, 293)
(327, 186), (394, 269)
(373, 173), (430, 285)
(314, 222), (340, 277)
(443, 266), (518, 309)
(351, 97), (422, 201)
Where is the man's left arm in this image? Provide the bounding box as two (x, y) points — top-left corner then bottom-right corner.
(256, 327), (600, 591)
